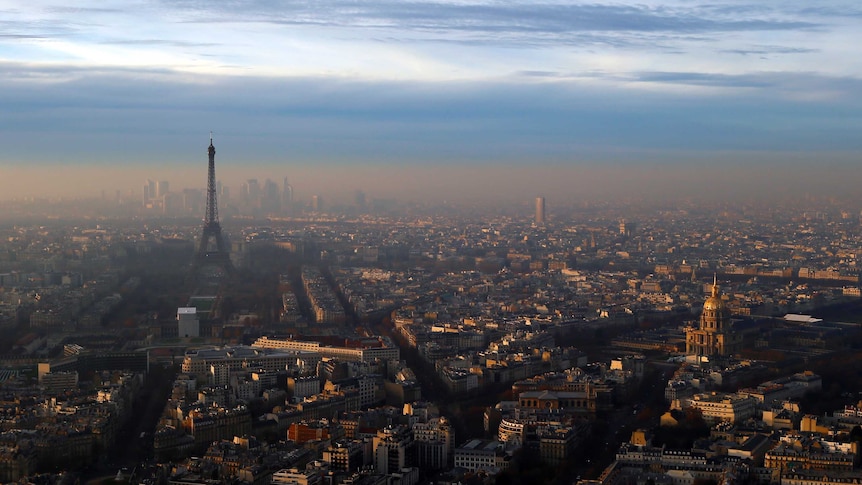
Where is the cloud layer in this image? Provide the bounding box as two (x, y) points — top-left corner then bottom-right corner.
(1, 1), (861, 199)
(2, 0), (856, 79)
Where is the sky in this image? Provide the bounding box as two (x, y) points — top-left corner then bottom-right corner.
(1, 1), (861, 202)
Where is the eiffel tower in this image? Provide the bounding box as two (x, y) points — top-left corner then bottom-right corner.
(193, 134), (233, 276)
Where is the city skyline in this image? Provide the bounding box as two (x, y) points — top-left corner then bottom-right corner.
(8, 158), (862, 207)
(1, 1), (862, 201)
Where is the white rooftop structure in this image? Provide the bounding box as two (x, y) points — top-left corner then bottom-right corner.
(783, 314), (822, 324)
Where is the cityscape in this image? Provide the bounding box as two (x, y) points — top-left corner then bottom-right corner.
(1, 136), (862, 485)
(3, 1), (862, 485)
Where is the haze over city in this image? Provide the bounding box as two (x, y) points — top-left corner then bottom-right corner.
(2, 1), (862, 202)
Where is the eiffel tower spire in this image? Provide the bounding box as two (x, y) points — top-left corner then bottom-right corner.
(205, 132), (218, 227)
(193, 134), (233, 275)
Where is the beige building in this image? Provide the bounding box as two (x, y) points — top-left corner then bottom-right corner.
(252, 336), (400, 363)
(688, 392), (756, 424)
(781, 470), (862, 485)
(766, 435), (858, 472)
(517, 389), (596, 417)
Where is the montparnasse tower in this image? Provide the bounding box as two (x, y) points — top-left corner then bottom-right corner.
(686, 275), (740, 359)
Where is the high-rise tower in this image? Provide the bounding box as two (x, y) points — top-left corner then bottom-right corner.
(535, 197), (546, 224)
(193, 134), (232, 275)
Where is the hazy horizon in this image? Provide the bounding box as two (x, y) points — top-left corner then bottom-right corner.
(4, 156), (862, 207)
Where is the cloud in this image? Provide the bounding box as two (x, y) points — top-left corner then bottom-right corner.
(630, 70), (862, 101)
(168, 1), (822, 44)
(0, 1), (859, 178)
(171, 1), (817, 31)
(45, 6), (126, 15)
(634, 71), (777, 88)
(102, 39), (220, 48)
(0, 18), (77, 39)
(0, 1), (850, 85)
(517, 70), (565, 78)
(0, 34), (47, 39)
(797, 5), (862, 18)
(721, 46), (819, 56)
(0, 62), (860, 169)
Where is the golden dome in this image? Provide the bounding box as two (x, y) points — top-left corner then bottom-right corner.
(703, 275), (726, 311)
(703, 295), (726, 311)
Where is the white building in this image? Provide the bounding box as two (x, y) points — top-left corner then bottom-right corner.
(412, 417), (453, 470)
(177, 307), (199, 338)
(231, 374), (262, 401)
(252, 336), (400, 363)
(182, 346), (318, 381)
(210, 364), (230, 387)
(271, 468), (322, 485)
(374, 425), (414, 474)
(454, 439), (510, 473)
(498, 418), (526, 446)
(288, 376), (321, 400)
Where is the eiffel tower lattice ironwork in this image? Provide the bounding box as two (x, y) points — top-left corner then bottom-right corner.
(193, 134), (233, 274)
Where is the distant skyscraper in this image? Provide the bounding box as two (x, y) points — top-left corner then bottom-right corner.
(282, 177), (293, 209)
(182, 188), (203, 214)
(311, 195), (322, 212)
(219, 184), (229, 205)
(156, 180), (169, 199)
(535, 197), (546, 224)
(143, 179), (156, 206)
(263, 178), (280, 212)
(242, 179), (260, 203)
(354, 189), (366, 210)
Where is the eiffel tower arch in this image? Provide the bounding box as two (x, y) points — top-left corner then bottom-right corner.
(192, 135), (233, 277)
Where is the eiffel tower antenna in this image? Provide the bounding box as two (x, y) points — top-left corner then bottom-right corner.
(192, 134), (233, 275)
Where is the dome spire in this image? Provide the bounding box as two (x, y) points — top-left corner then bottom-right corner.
(712, 273), (718, 297)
